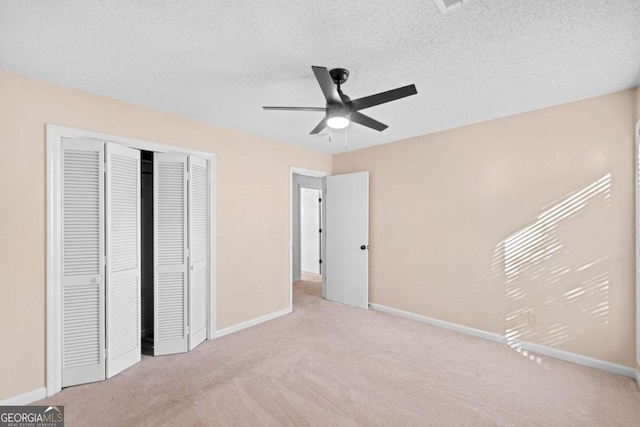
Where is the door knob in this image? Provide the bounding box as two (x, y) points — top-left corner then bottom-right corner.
(360, 245), (367, 250)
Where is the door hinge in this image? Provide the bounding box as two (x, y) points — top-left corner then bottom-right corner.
(319, 229), (322, 233)
(319, 198), (322, 202)
(319, 259), (323, 264)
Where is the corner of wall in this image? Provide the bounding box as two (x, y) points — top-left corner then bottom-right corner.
(215, 307), (290, 338)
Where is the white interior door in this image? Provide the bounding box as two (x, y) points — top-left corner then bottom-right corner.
(325, 171), (369, 309)
(301, 188), (321, 274)
(154, 152), (188, 355)
(188, 155), (209, 350)
(61, 138), (106, 387)
(105, 143), (141, 378)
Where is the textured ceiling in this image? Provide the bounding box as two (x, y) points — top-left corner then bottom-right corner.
(1, 0), (639, 154)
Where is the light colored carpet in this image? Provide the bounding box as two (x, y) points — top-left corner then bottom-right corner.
(38, 280), (640, 426)
(301, 271), (321, 282)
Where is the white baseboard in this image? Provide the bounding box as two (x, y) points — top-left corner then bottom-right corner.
(0, 387), (47, 405)
(507, 339), (636, 378)
(214, 307), (291, 339)
(635, 370), (640, 388)
(369, 303), (636, 379)
(369, 303), (506, 344)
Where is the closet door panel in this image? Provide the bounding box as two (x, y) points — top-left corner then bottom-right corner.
(105, 143), (141, 378)
(188, 156), (209, 350)
(154, 153), (188, 355)
(61, 138), (106, 387)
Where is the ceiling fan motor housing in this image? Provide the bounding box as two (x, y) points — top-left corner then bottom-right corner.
(329, 68), (349, 85)
(328, 105), (351, 120)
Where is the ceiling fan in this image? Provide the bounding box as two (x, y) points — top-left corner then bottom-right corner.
(263, 66), (418, 135)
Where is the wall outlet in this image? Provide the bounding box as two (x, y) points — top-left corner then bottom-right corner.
(528, 310), (540, 325)
(259, 291), (265, 300)
(271, 229), (279, 238)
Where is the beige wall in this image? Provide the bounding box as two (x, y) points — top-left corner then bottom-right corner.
(334, 89), (638, 367)
(0, 70), (331, 400)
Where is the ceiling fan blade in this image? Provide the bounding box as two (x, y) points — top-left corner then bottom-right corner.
(312, 66), (343, 105)
(349, 84), (417, 111)
(263, 106), (327, 112)
(310, 116), (328, 135)
(350, 111), (388, 132)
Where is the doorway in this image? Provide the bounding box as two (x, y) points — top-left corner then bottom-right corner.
(290, 168), (327, 309)
(289, 168), (371, 312)
(324, 171), (369, 309)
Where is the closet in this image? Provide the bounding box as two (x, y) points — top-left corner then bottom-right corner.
(60, 137), (210, 388)
(141, 151), (154, 353)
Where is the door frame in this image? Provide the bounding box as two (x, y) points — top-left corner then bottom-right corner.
(46, 124), (216, 397)
(289, 167), (328, 311)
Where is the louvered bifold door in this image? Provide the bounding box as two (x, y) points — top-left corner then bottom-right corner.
(188, 156), (209, 350)
(61, 138), (106, 387)
(154, 153), (189, 355)
(105, 143), (141, 378)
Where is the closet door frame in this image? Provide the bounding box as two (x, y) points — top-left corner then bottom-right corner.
(46, 124), (216, 397)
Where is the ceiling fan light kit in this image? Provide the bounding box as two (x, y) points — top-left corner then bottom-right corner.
(327, 106), (351, 129)
(327, 116), (350, 130)
(263, 66), (417, 136)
